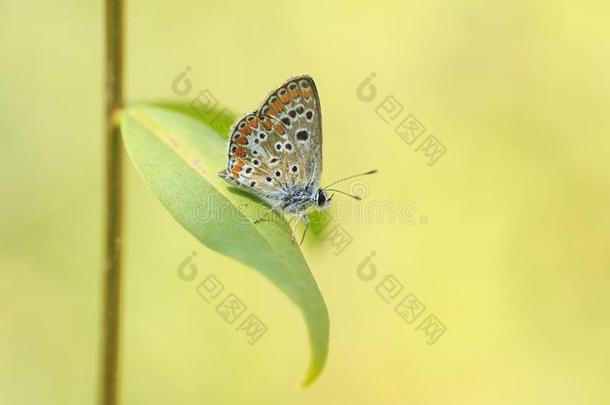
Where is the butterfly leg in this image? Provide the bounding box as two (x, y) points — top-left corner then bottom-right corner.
(253, 203), (283, 224)
(286, 215), (298, 243)
(298, 215), (310, 246)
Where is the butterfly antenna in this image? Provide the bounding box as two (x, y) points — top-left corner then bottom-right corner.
(325, 188), (362, 201)
(323, 169), (378, 189)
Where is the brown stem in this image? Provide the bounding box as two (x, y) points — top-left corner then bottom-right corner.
(100, 0), (124, 403)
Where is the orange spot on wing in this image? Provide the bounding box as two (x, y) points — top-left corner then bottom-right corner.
(279, 91), (291, 103)
(274, 123), (286, 135)
(261, 117), (272, 130)
(303, 87), (313, 98)
(249, 118), (259, 128)
(265, 105), (277, 117)
(231, 160), (244, 176)
(234, 148), (246, 158)
(236, 135), (248, 145)
(271, 99), (284, 113)
(289, 86), (301, 98)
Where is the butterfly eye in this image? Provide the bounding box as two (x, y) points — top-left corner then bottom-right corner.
(284, 142), (293, 152)
(291, 165), (298, 173)
(252, 159), (260, 166)
(305, 110), (314, 121)
(275, 142), (283, 151)
(268, 157), (280, 166)
(258, 132), (266, 140)
(281, 117), (291, 126)
(317, 190), (327, 206)
(296, 105), (305, 115)
(274, 170), (282, 177)
(249, 181), (256, 187)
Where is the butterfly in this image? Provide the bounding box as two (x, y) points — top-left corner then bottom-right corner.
(218, 75), (376, 243)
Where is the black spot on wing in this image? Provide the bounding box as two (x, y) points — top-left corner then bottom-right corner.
(296, 129), (309, 141)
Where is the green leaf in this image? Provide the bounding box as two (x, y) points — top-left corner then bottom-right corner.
(149, 100), (332, 239)
(120, 105), (329, 386)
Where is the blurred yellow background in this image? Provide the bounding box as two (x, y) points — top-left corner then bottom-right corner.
(1, 0), (609, 404)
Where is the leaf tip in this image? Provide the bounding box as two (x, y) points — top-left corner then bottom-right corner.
(300, 355), (326, 388)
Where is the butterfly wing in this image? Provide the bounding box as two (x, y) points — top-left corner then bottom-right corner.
(218, 112), (291, 205)
(258, 75), (323, 187)
(219, 76), (323, 204)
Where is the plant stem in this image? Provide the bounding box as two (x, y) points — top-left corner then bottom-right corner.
(101, 0), (124, 403)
